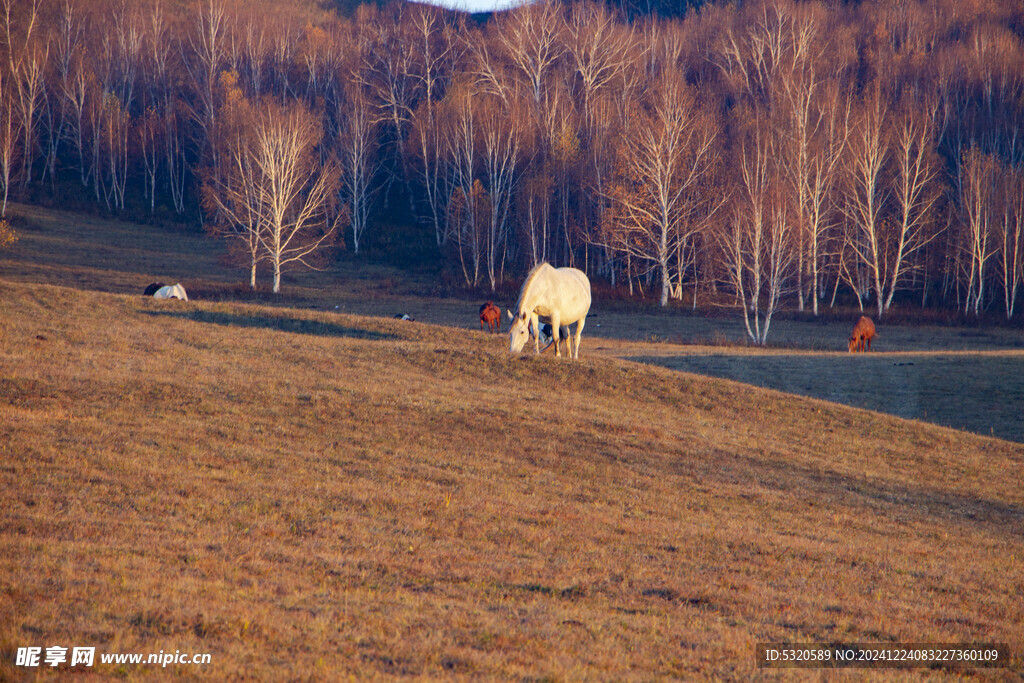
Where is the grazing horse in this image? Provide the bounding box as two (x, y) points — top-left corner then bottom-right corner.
(479, 301), (501, 334)
(849, 315), (876, 352)
(507, 262), (591, 359)
(143, 282), (166, 296)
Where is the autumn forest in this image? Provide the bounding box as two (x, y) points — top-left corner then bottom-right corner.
(1, 0), (1023, 339)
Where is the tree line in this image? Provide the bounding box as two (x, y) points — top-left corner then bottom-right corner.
(1, 0), (1022, 337)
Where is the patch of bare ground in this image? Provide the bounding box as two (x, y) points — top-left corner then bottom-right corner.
(1, 280), (1022, 679)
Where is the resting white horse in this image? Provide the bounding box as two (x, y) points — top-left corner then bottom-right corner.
(507, 262), (591, 359)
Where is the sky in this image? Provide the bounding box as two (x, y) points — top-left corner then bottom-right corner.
(410, 0), (531, 13)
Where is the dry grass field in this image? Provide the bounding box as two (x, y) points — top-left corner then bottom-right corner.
(1, 204), (1023, 678)
(4, 202), (1023, 443)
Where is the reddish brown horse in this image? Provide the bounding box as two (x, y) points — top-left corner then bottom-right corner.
(848, 316), (876, 352)
(479, 301), (501, 334)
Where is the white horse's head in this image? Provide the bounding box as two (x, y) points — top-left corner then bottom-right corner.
(508, 309), (531, 353)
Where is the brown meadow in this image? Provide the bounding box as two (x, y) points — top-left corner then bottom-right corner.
(1, 278), (1022, 679)
(1, 203), (1023, 678)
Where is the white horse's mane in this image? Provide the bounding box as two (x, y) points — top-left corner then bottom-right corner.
(514, 262), (550, 315)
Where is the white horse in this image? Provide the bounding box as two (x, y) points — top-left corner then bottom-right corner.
(507, 263), (591, 359)
(152, 283), (188, 301)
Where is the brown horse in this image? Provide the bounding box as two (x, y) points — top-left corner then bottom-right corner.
(479, 301), (501, 334)
(848, 315), (876, 352)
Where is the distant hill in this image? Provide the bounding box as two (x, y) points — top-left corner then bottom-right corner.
(607, 0), (707, 20)
(325, 0), (704, 19)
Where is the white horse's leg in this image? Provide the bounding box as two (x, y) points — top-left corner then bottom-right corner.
(573, 317), (586, 359)
(551, 313), (562, 357)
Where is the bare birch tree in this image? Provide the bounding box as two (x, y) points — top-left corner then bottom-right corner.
(565, 1), (634, 137)
(207, 99), (339, 293)
(720, 111), (794, 344)
(790, 80), (851, 314)
(886, 94), (941, 310)
(2, 0), (47, 188)
(493, 0), (565, 106)
(183, 0), (227, 171)
(604, 72), (719, 306)
(441, 81), (484, 286)
(203, 86), (263, 289)
(841, 86), (891, 317)
(98, 92), (130, 211)
(997, 163), (1024, 318)
(253, 102), (339, 293)
(959, 146), (997, 315)
(45, 0), (85, 183)
(163, 100), (187, 213)
(407, 4), (456, 247)
(0, 70), (15, 215)
(336, 81), (380, 255)
(774, 3), (825, 311)
(106, 0), (142, 109)
(358, 4), (416, 209)
(59, 35), (90, 187)
(479, 93), (522, 291)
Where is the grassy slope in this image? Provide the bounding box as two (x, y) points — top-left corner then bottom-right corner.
(1, 279), (1022, 679)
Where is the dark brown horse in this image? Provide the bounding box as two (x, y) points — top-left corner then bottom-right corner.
(479, 301), (501, 334)
(848, 316), (876, 352)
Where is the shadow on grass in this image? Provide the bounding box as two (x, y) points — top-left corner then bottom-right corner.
(631, 353), (1024, 443)
(142, 309), (398, 341)
(685, 446), (1024, 539)
(765, 453), (1024, 537)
